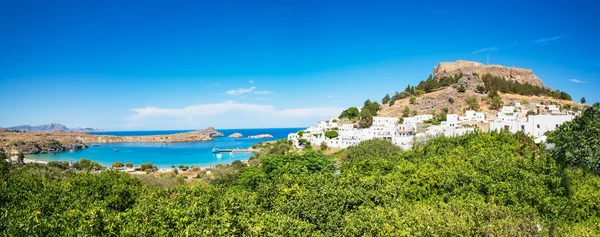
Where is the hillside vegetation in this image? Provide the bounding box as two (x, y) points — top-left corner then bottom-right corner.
(1, 104), (599, 236)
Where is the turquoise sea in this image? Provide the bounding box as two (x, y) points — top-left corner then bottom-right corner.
(28, 128), (302, 168)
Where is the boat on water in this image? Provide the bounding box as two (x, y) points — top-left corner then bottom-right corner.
(216, 153), (223, 158)
(91, 144), (100, 147)
(114, 148), (119, 152)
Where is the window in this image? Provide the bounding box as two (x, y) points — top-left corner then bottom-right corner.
(537, 124), (540, 129)
(521, 125), (525, 130)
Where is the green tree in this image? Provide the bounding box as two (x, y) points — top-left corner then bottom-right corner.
(339, 107), (360, 120)
(382, 94), (390, 104)
(359, 109), (373, 128)
(72, 158), (102, 171)
(112, 161), (124, 169)
(548, 103), (600, 174)
(581, 97), (586, 104)
(362, 100), (380, 116)
(448, 97), (455, 104)
(409, 96), (417, 105)
(402, 106), (411, 117)
(324, 130), (339, 139)
(457, 85), (466, 93)
(125, 162), (133, 168)
(488, 90), (503, 110)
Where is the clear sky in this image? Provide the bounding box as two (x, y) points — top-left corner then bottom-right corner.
(1, 0), (599, 130)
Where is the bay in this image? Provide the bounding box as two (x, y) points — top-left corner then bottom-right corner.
(28, 128), (302, 168)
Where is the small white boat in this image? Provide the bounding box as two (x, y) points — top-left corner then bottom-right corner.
(114, 148), (119, 152)
(216, 153), (223, 158)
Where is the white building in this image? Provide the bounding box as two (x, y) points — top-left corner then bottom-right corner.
(459, 110), (486, 122)
(490, 114), (575, 139)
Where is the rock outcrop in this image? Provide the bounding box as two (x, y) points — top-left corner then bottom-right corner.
(248, 134), (274, 139)
(228, 133), (243, 138)
(434, 60), (546, 88)
(203, 127), (224, 137)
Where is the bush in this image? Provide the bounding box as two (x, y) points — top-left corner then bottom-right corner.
(140, 162), (154, 171)
(409, 96), (417, 104)
(125, 162), (133, 168)
(448, 97), (454, 104)
(112, 161), (124, 169)
(320, 141), (328, 151)
(466, 96), (480, 110)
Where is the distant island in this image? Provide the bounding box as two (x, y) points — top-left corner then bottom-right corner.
(4, 123), (104, 133)
(248, 134), (274, 139)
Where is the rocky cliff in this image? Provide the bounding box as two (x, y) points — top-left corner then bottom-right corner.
(434, 60), (546, 88)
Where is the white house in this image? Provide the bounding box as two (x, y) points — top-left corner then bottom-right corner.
(459, 110), (486, 122)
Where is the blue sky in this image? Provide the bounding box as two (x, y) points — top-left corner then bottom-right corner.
(1, 0), (599, 130)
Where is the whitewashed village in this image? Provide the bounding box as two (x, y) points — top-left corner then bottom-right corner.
(288, 102), (578, 150)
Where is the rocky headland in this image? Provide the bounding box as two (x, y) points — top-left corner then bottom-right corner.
(0, 127), (223, 155)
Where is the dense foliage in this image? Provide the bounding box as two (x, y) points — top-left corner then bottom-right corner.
(548, 103), (600, 174)
(2, 131), (599, 236)
(339, 107), (360, 120)
(416, 74), (462, 92)
(481, 74), (572, 100)
(362, 99), (380, 116)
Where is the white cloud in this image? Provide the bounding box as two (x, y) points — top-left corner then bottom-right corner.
(570, 78), (585, 83)
(128, 101), (273, 121)
(127, 101), (343, 128)
(248, 80), (254, 84)
(254, 90), (274, 95)
(472, 47), (498, 54)
(226, 86), (256, 95)
(534, 36), (563, 43)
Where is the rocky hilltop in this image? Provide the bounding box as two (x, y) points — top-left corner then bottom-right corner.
(5, 123), (104, 133)
(434, 60), (546, 89)
(375, 60), (583, 119)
